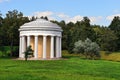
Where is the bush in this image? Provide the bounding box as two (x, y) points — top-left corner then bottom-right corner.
(73, 38), (100, 59)
(12, 46), (19, 57)
(0, 46), (19, 57)
(24, 46), (33, 61)
(0, 46), (7, 57)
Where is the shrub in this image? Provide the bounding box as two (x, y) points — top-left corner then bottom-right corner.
(0, 46), (19, 57)
(24, 45), (33, 61)
(12, 46), (19, 57)
(73, 38), (100, 59)
(0, 46), (7, 57)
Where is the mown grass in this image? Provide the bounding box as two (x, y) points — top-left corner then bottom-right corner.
(0, 51), (120, 80)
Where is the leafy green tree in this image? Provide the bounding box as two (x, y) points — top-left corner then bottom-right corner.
(109, 16), (120, 31)
(0, 12), (3, 27)
(53, 17), (96, 53)
(0, 12), (3, 45)
(67, 17), (96, 53)
(93, 26), (117, 51)
(24, 46), (33, 61)
(81, 16), (90, 27)
(109, 16), (120, 51)
(73, 38), (100, 59)
(2, 10), (30, 56)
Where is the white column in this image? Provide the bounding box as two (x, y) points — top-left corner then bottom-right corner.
(19, 36), (22, 58)
(27, 35), (30, 47)
(56, 36), (59, 58)
(43, 35), (47, 59)
(21, 36), (25, 58)
(34, 35), (38, 59)
(50, 36), (54, 58)
(59, 37), (62, 57)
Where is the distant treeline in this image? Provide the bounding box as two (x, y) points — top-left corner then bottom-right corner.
(0, 10), (120, 54)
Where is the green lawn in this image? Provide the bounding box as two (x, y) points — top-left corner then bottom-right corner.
(0, 54), (120, 80)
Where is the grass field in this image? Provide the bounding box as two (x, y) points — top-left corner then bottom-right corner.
(0, 52), (120, 80)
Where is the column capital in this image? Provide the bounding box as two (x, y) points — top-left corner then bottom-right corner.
(43, 35), (47, 37)
(34, 35), (38, 37)
(20, 35), (26, 37)
(27, 35), (30, 37)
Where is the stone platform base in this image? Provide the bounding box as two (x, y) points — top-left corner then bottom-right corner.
(13, 57), (63, 60)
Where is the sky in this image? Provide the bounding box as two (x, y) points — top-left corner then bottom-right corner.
(0, 0), (120, 26)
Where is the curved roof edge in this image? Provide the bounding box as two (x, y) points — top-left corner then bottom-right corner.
(20, 19), (62, 29)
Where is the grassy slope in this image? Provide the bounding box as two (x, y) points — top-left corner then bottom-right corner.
(101, 51), (120, 61)
(0, 53), (120, 80)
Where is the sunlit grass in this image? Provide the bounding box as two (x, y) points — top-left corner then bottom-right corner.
(0, 51), (120, 80)
(101, 51), (120, 61)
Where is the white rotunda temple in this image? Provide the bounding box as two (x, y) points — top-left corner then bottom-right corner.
(19, 19), (62, 59)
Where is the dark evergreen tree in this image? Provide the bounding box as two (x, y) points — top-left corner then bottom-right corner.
(109, 16), (120, 51)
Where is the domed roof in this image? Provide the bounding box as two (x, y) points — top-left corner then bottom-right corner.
(19, 19), (62, 32)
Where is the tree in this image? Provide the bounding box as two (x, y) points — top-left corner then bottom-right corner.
(109, 16), (120, 31)
(53, 17), (96, 53)
(67, 17), (96, 53)
(41, 16), (48, 20)
(0, 12), (3, 45)
(0, 12), (3, 27)
(73, 38), (100, 59)
(2, 10), (30, 56)
(109, 16), (120, 51)
(93, 26), (118, 51)
(24, 46), (33, 61)
(30, 16), (37, 21)
(81, 16), (90, 27)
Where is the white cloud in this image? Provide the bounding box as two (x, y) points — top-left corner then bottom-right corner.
(89, 16), (103, 24)
(65, 15), (103, 24)
(57, 13), (69, 19)
(0, 0), (9, 3)
(31, 11), (56, 20)
(33, 11), (53, 17)
(30, 11), (105, 25)
(57, 13), (83, 23)
(107, 14), (120, 20)
(66, 15), (83, 23)
(33, 11), (54, 20)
